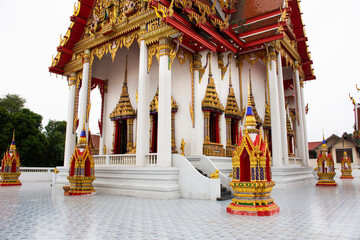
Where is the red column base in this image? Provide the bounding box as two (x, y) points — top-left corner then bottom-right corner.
(0, 182), (22, 186)
(316, 182), (337, 186)
(227, 203), (280, 216)
(340, 176), (354, 179)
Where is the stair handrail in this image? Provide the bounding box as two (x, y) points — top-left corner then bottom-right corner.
(200, 155), (232, 191)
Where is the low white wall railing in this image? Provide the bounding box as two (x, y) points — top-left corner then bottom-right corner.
(146, 153), (158, 165)
(19, 167), (55, 182)
(93, 154), (136, 166)
(288, 157), (303, 166)
(20, 167), (55, 173)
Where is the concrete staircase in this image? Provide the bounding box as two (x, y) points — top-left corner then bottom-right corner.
(186, 155), (233, 200)
(55, 166), (181, 199)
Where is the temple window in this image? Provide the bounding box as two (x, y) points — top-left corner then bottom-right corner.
(149, 88), (178, 153)
(109, 56), (136, 154)
(201, 54), (225, 157)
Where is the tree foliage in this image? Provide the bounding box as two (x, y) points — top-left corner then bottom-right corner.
(0, 94), (66, 167)
(0, 94), (25, 113)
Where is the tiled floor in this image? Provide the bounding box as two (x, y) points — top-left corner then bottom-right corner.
(0, 178), (359, 240)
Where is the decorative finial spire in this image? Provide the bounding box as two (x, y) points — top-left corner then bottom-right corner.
(78, 119), (87, 148)
(247, 81), (251, 107)
(124, 55), (128, 86)
(208, 52), (212, 77)
(9, 129), (16, 152)
(229, 55), (232, 88)
(244, 82), (257, 130)
(321, 129), (327, 151)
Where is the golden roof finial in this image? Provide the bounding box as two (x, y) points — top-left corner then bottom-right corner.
(78, 118), (87, 147)
(9, 129), (16, 152)
(247, 81), (251, 107)
(124, 55), (128, 86)
(229, 55), (232, 87)
(321, 129), (327, 151)
(208, 52), (212, 77)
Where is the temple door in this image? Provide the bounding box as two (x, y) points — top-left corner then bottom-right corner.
(209, 112), (219, 143)
(230, 119), (238, 145)
(115, 119), (128, 154)
(151, 113), (158, 153)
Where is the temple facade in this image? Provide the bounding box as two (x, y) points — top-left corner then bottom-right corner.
(50, 0), (315, 199)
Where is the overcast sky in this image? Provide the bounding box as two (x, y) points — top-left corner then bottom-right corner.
(0, 0), (359, 142)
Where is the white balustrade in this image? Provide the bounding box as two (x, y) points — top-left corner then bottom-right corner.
(146, 153), (158, 165)
(20, 167), (54, 173)
(109, 154), (136, 165)
(288, 157), (303, 166)
(93, 155), (107, 165)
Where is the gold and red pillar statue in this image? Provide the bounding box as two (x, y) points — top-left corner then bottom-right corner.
(0, 131), (21, 186)
(67, 123), (96, 195)
(340, 150), (353, 179)
(316, 138), (337, 186)
(227, 86), (279, 216)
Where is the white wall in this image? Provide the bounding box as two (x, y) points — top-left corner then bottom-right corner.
(90, 47), (269, 156)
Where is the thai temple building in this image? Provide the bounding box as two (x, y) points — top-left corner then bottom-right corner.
(227, 87), (279, 216)
(49, 0), (315, 199)
(0, 131), (22, 186)
(316, 138), (337, 186)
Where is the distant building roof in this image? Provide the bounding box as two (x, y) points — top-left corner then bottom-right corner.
(308, 141), (322, 151)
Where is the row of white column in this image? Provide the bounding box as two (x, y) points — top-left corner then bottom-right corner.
(268, 47), (308, 167)
(64, 38), (173, 168)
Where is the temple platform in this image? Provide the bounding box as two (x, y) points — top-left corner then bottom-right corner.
(1, 178), (360, 239)
(55, 166), (181, 199)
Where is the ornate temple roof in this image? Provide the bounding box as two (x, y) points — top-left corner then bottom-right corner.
(225, 61), (242, 119)
(150, 87), (178, 113)
(49, 0), (315, 81)
(202, 56), (224, 113)
(263, 89), (271, 130)
(110, 56), (136, 120)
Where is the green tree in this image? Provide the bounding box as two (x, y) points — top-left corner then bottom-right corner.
(0, 94), (67, 167)
(44, 120), (66, 167)
(0, 94), (47, 166)
(0, 94), (25, 113)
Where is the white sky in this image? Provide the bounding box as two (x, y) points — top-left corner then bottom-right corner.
(0, 0), (359, 142)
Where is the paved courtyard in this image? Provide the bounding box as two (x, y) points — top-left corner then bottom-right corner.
(0, 178), (359, 240)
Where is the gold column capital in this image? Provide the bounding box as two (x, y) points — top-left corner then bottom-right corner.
(268, 47), (276, 61)
(82, 49), (91, 64)
(68, 73), (77, 86)
(158, 38), (172, 57)
(193, 53), (202, 71)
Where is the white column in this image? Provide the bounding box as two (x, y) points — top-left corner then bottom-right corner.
(300, 81), (309, 165)
(268, 48), (283, 167)
(78, 49), (91, 137)
(191, 53), (204, 156)
(277, 52), (289, 166)
(63, 73), (77, 167)
(99, 81), (108, 155)
(136, 35), (150, 166)
(157, 38), (172, 167)
(294, 62), (306, 165)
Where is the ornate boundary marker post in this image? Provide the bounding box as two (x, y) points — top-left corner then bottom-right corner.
(0, 131), (21, 186)
(227, 86), (279, 216)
